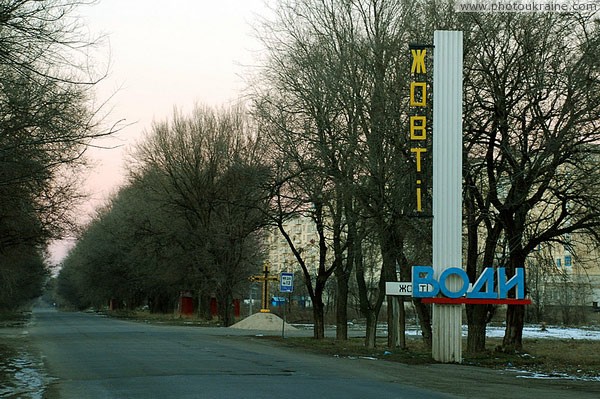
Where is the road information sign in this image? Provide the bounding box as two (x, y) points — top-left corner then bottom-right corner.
(280, 272), (294, 293)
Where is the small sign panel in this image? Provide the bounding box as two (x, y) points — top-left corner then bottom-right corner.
(386, 282), (413, 296)
(386, 282), (434, 296)
(280, 272), (294, 293)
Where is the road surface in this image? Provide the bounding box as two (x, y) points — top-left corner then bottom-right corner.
(28, 306), (453, 398)
(22, 305), (600, 398)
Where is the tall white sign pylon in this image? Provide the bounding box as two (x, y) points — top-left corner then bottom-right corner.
(432, 30), (463, 363)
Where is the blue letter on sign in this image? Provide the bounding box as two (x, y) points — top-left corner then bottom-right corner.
(467, 268), (497, 299)
(497, 268), (525, 299)
(412, 266), (439, 298)
(439, 268), (469, 298)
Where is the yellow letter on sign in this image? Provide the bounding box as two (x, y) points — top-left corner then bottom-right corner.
(411, 49), (427, 74)
(410, 116), (427, 140)
(410, 82), (427, 107)
(410, 147), (427, 172)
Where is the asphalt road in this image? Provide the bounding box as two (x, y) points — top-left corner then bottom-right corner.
(28, 306), (453, 398)
(26, 305), (600, 399)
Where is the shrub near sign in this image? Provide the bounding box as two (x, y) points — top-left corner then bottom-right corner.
(386, 266), (531, 305)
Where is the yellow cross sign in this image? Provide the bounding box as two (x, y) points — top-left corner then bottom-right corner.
(249, 262), (279, 313)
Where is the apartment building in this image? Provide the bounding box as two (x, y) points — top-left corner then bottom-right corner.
(265, 216), (321, 275)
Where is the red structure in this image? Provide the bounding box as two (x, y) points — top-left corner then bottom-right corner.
(233, 299), (240, 317)
(179, 291), (194, 316)
(210, 297), (218, 317)
(209, 297), (241, 318)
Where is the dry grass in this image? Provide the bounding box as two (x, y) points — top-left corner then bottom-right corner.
(108, 309), (222, 327)
(264, 335), (600, 377)
(511, 338), (600, 375)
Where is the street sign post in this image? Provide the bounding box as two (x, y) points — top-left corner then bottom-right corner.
(279, 272), (294, 338)
(280, 272), (294, 293)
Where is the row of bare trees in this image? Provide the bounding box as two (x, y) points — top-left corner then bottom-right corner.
(251, 0), (433, 347)
(1, 0), (115, 310)
(57, 0), (600, 354)
(252, 0), (600, 352)
(461, 8), (600, 351)
(57, 107), (271, 325)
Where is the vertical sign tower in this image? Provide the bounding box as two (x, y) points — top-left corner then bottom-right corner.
(432, 30), (463, 363)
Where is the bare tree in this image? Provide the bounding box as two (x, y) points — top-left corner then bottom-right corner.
(1, 0), (118, 309)
(252, 0), (436, 347)
(0, 0), (106, 85)
(459, 11), (600, 351)
(131, 105), (269, 326)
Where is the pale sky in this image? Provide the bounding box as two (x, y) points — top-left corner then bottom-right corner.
(48, 0), (270, 263)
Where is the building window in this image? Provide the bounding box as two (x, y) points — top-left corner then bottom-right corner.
(556, 258), (562, 268)
(564, 255), (572, 267)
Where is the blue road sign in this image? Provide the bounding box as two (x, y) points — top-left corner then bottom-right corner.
(280, 272), (294, 293)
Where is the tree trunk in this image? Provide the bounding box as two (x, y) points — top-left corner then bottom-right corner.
(387, 296), (397, 348)
(365, 311), (378, 348)
(501, 237), (528, 351)
(465, 196), (502, 353)
(387, 296), (406, 349)
(413, 299), (432, 349)
(398, 297), (406, 349)
(354, 234), (376, 347)
(313, 296), (326, 339)
(335, 272), (350, 340)
(335, 199), (356, 341)
(378, 222), (405, 349)
(465, 180), (485, 353)
(466, 304), (488, 353)
(364, 286), (386, 349)
(198, 292), (212, 320)
(218, 290), (233, 327)
(503, 304), (525, 352)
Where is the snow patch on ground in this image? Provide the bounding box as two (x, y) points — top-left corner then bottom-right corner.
(507, 368), (600, 382)
(302, 322), (600, 341)
(389, 324), (600, 340)
(485, 325), (600, 340)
